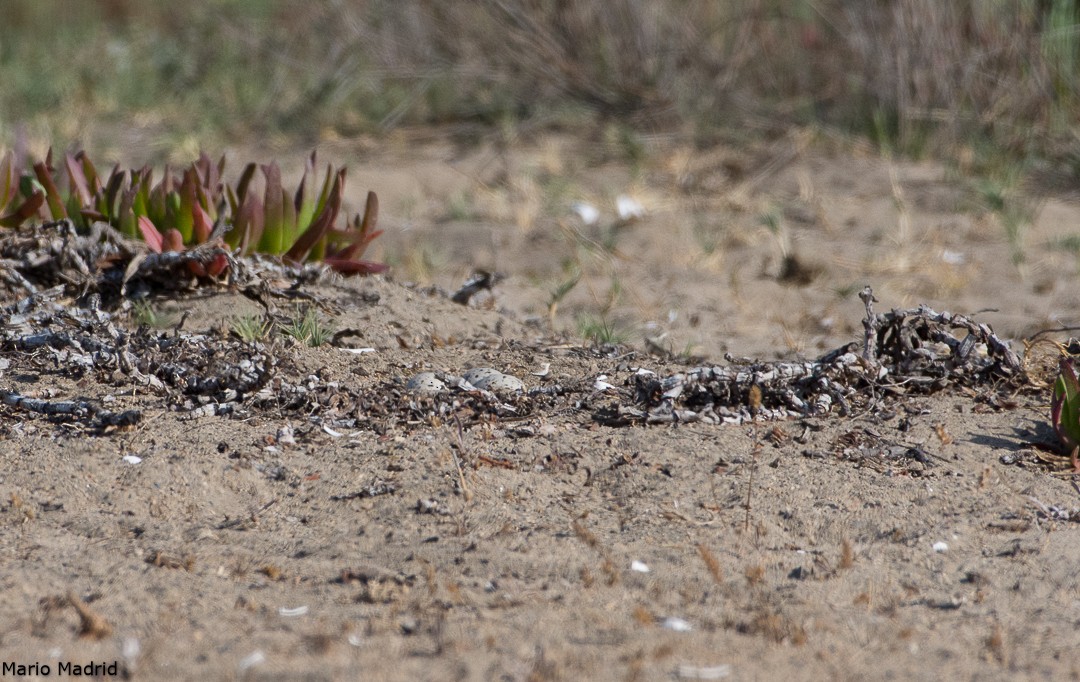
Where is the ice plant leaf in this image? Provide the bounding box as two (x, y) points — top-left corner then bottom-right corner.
(138, 216), (165, 253)
(258, 162), (284, 254)
(333, 191), (380, 261)
(33, 161), (66, 220)
(1052, 357), (1080, 450)
(162, 228), (185, 253)
(175, 168), (198, 242)
(76, 151), (101, 194)
(192, 202), (213, 243)
(102, 167), (126, 221)
(0, 190), (44, 227)
(294, 151), (317, 229)
(0, 151), (14, 210)
(64, 153), (93, 207)
(284, 168), (343, 263)
(323, 257), (390, 275)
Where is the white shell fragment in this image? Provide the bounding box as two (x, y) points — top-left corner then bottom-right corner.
(932, 541), (949, 553)
(631, 560), (650, 573)
(237, 651), (266, 673)
(279, 605), (309, 617)
(322, 424), (343, 438)
(462, 367), (525, 394)
(661, 616), (693, 632)
(616, 194), (645, 221)
(406, 372), (446, 395)
(675, 663), (732, 680)
(593, 375), (617, 391)
(121, 455), (142, 465)
(572, 202), (600, 226)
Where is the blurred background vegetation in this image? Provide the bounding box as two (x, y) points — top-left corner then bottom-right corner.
(2, 0), (1080, 176)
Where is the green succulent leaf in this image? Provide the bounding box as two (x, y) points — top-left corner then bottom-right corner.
(175, 168), (198, 242)
(0, 151), (15, 210)
(102, 167), (126, 221)
(1053, 357), (1080, 450)
(258, 162), (285, 254)
(285, 168), (343, 263)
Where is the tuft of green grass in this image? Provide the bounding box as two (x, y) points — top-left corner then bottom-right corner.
(131, 299), (176, 329)
(577, 314), (627, 346)
(546, 267), (581, 329)
(973, 174), (1036, 267)
(281, 307), (334, 347)
(231, 314), (271, 342)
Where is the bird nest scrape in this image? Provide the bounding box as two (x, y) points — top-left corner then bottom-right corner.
(0, 247), (1027, 435)
(599, 287), (1025, 426)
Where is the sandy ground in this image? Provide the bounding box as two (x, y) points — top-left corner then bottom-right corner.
(2, 132), (1080, 680)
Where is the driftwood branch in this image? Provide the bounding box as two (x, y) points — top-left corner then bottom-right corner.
(0, 389), (141, 429)
(614, 287), (1025, 426)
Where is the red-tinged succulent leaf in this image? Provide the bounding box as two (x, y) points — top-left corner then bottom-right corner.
(281, 187), (298, 245)
(333, 191), (380, 260)
(1053, 357), (1080, 450)
(175, 167), (198, 242)
(323, 257), (390, 275)
(192, 202), (213, 243)
(207, 253), (229, 277)
(313, 162), (335, 219)
(294, 152), (317, 231)
(162, 228), (185, 253)
(1052, 389), (1071, 448)
(118, 186), (139, 238)
(75, 151), (101, 194)
(327, 225), (383, 260)
(33, 161), (67, 219)
(360, 190), (378, 235)
(0, 151), (17, 208)
(132, 167), (153, 219)
(160, 165), (175, 194)
(195, 152), (212, 186)
(234, 193), (264, 254)
(147, 176), (168, 228)
(0, 190), (45, 227)
(223, 184), (242, 248)
(138, 215), (165, 253)
(285, 168), (343, 263)
(64, 153), (93, 207)
(258, 162), (285, 254)
(102, 167), (126, 220)
(187, 253), (229, 278)
(236, 162), (257, 205)
(1057, 357), (1080, 398)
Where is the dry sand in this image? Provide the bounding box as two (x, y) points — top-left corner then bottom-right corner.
(2, 133), (1080, 680)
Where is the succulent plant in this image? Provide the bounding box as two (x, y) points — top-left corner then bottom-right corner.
(1050, 356), (1080, 472)
(0, 148), (386, 276)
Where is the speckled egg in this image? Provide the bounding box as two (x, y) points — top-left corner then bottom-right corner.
(406, 372), (445, 394)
